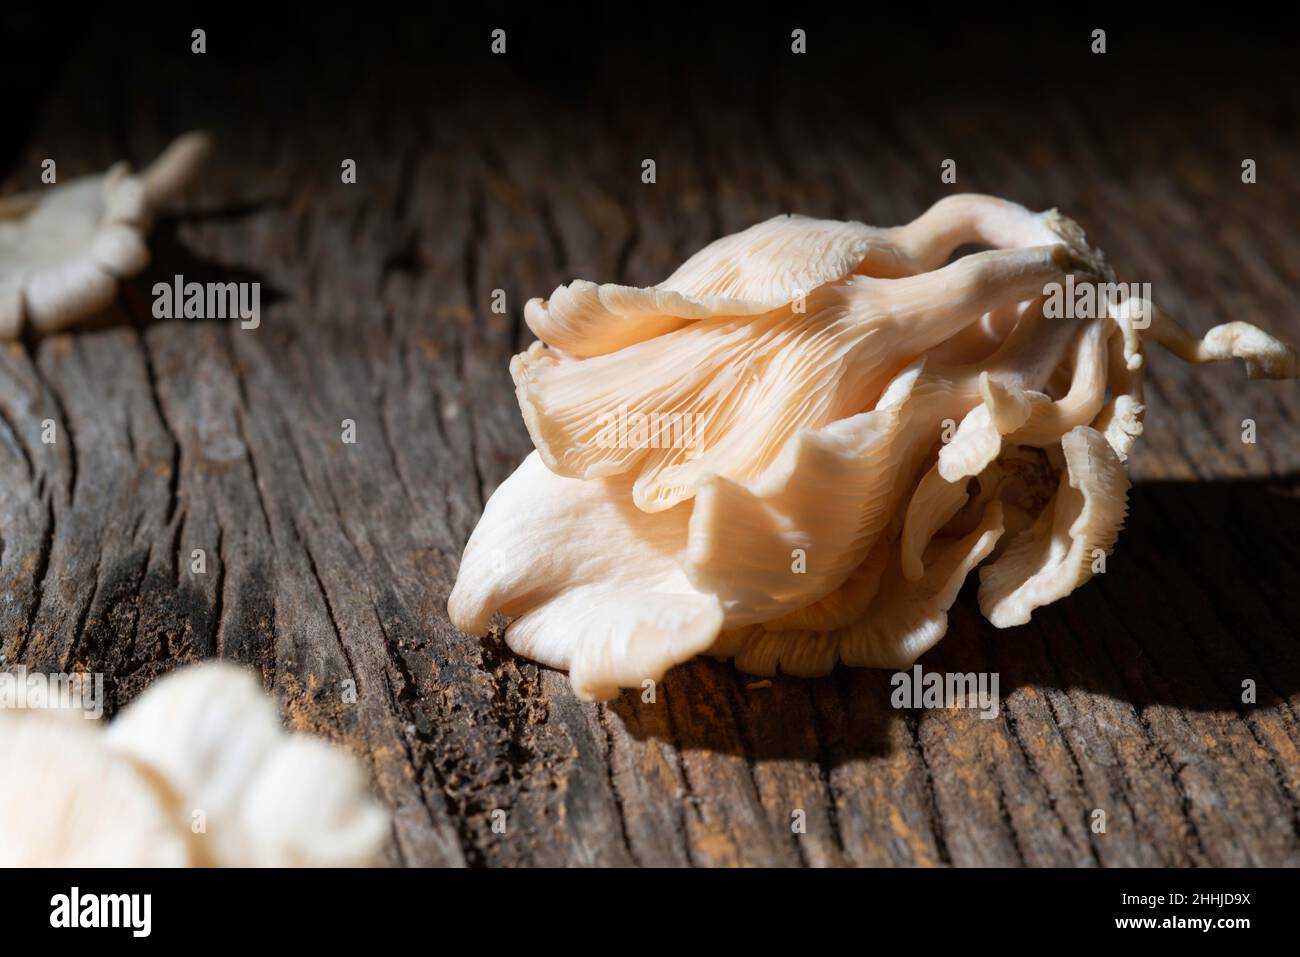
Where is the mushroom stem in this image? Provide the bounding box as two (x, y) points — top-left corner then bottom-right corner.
(139, 132), (213, 208)
(1142, 301), (1300, 379)
(878, 245), (1084, 346)
(885, 194), (1081, 272)
(1009, 319), (1111, 446)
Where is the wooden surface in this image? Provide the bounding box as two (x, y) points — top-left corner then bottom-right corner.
(3, 31), (1299, 867)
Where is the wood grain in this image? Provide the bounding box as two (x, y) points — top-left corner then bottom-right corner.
(2, 30), (1298, 867)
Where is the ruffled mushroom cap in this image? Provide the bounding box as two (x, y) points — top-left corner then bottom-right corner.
(978, 426), (1129, 627)
(728, 498), (1006, 676)
(0, 712), (191, 866)
(450, 194), (1300, 697)
(448, 450), (725, 700)
(0, 132), (210, 337)
(514, 244), (1086, 513)
(0, 661), (388, 866)
(524, 193), (1078, 359)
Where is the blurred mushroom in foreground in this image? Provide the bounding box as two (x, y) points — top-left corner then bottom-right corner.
(0, 661), (388, 866)
(0, 132), (211, 338)
(449, 194), (1299, 700)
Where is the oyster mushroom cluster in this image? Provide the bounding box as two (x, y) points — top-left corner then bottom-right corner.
(448, 194), (1298, 701)
(0, 132), (210, 338)
(0, 662), (388, 866)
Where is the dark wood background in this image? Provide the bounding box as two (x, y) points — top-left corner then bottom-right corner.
(2, 12), (1298, 866)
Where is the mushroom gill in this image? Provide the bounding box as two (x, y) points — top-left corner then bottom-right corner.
(448, 193), (1299, 701)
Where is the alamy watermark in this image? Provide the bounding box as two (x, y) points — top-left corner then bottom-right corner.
(594, 404), (702, 450)
(50, 887), (151, 937)
(1043, 275), (1151, 325)
(890, 664), (1000, 719)
(152, 274), (260, 329)
(0, 666), (104, 718)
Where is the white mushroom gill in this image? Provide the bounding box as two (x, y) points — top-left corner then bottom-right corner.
(0, 132), (211, 338)
(0, 661), (389, 866)
(448, 193), (1300, 701)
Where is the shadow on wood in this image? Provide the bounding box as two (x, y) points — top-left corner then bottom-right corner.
(606, 475), (1300, 764)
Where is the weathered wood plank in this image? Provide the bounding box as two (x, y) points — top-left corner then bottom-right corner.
(2, 21), (1297, 868)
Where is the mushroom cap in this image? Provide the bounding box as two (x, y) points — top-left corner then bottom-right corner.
(978, 426), (1130, 628)
(105, 661), (389, 867)
(0, 711), (191, 866)
(0, 660), (388, 866)
(0, 132), (210, 337)
(449, 194), (1300, 695)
